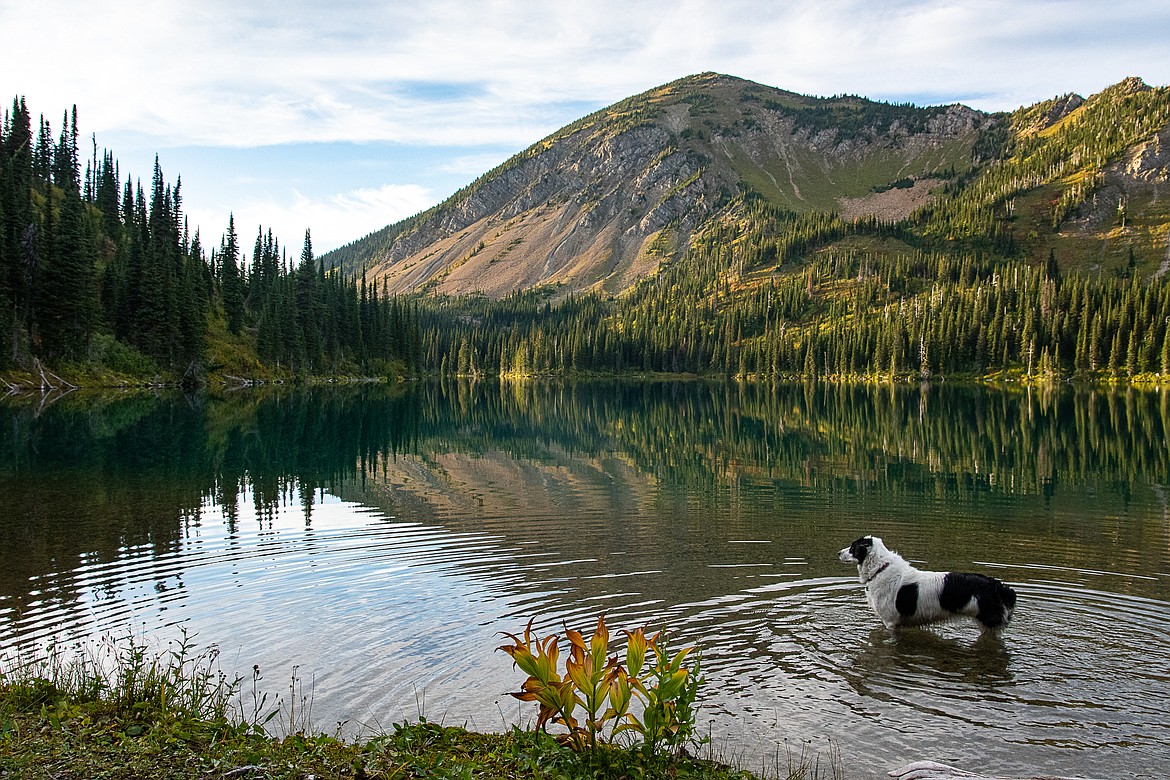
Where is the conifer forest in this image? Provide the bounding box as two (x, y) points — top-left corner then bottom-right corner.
(0, 99), (421, 383)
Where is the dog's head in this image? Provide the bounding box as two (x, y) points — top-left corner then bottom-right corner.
(839, 535), (883, 566)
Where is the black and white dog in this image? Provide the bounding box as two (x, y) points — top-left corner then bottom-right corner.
(839, 536), (1017, 632)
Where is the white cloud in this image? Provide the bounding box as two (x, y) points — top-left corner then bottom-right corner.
(187, 184), (436, 257)
(305, 184), (437, 241)
(8, 0), (1169, 150)
(438, 152), (516, 178)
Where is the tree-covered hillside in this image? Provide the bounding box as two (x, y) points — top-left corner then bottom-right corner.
(0, 98), (421, 386)
(415, 212), (1170, 382)
(411, 78), (1170, 383)
(4, 73), (1170, 388)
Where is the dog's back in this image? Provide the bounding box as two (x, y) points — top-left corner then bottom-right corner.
(938, 572), (1016, 629)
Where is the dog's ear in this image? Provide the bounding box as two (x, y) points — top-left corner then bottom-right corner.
(850, 536), (874, 563)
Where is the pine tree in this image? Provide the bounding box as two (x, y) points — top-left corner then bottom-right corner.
(2, 98), (34, 364)
(220, 214), (245, 335)
(178, 226), (209, 372)
(295, 230), (324, 369)
(1161, 327), (1170, 376)
(34, 116), (96, 362)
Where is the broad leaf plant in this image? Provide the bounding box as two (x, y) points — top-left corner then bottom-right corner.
(499, 615), (704, 756)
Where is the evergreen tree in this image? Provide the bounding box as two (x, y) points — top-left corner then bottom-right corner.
(295, 229), (323, 369)
(34, 128), (96, 361)
(2, 98), (34, 365)
(219, 214), (245, 335)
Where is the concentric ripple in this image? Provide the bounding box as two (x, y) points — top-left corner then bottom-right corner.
(656, 571), (1170, 780)
(3, 483), (1170, 780)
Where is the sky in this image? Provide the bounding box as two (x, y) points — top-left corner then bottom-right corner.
(2, 0), (1168, 256)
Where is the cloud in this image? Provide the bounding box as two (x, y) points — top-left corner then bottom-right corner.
(438, 152), (516, 178)
(187, 183), (436, 257)
(7, 0), (1169, 151)
(305, 184), (437, 241)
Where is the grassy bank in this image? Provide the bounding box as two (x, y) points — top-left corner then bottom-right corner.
(0, 635), (825, 780)
(0, 704), (756, 780)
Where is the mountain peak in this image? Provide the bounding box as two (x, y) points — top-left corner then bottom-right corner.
(1108, 76), (1152, 96)
(326, 74), (996, 298)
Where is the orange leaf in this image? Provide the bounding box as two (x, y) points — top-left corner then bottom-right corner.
(623, 628), (648, 676)
(565, 626), (586, 652)
(591, 614), (609, 657)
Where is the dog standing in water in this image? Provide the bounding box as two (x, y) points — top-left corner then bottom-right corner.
(839, 535), (1017, 632)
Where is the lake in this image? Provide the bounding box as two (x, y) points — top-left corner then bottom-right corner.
(2, 380), (1168, 779)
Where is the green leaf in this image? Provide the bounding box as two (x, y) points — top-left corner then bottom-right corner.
(623, 628), (648, 677)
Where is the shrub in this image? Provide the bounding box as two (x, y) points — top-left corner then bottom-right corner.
(87, 332), (160, 377)
(498, 615), (705, 757)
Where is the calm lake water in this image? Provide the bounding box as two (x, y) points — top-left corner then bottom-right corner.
(2, 381), (1168, 779)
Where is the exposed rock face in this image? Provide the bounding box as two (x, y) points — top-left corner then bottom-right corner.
(1017, 93), (1086, 135)
(1125, 125), (1170, 181)
(1062, 125), (1170, 237)
(370, 120), (707, 296)
(358, 74), (992, 298)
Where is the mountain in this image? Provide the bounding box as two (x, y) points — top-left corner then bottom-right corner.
(323, 73), (996, 296)
(325, 73), (1170, 302)
(325, 73), (1170, 383)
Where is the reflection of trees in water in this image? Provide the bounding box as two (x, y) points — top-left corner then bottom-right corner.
(0, 386), (422, 616)
(3, 381), (1168, 520)
(1, 381), (1167, 615)
(413, 380), (1170, 499)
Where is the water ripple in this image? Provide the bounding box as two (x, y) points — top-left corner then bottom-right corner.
(4, 487), (1170, 780)
(639, 568), (1170, 778)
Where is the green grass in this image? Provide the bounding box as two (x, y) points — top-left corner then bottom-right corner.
(723, 136), (975, 214)
(0, 633), (837, 780)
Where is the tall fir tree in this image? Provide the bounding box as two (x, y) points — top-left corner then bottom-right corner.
(33, 116), (96, 361)
(2, 98), (34, 365)
(219, 214), (245, 335)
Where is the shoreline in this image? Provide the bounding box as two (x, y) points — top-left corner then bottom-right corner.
(3, 365), (1168, 395)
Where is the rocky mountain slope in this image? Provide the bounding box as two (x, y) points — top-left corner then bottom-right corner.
(325, 73), (994, 296)
(324, 73), (1170, 298)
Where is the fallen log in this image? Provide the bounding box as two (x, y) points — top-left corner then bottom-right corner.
(222, 374), (256, 386)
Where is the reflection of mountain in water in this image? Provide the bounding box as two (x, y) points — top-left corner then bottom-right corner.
(392, 379), (1170, 499)
(2, 381), (1168, 615)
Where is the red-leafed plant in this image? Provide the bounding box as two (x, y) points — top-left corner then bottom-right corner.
(498, 615), (704, 756)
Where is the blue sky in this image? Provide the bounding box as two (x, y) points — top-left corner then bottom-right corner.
(3, 0), (1168, 255)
